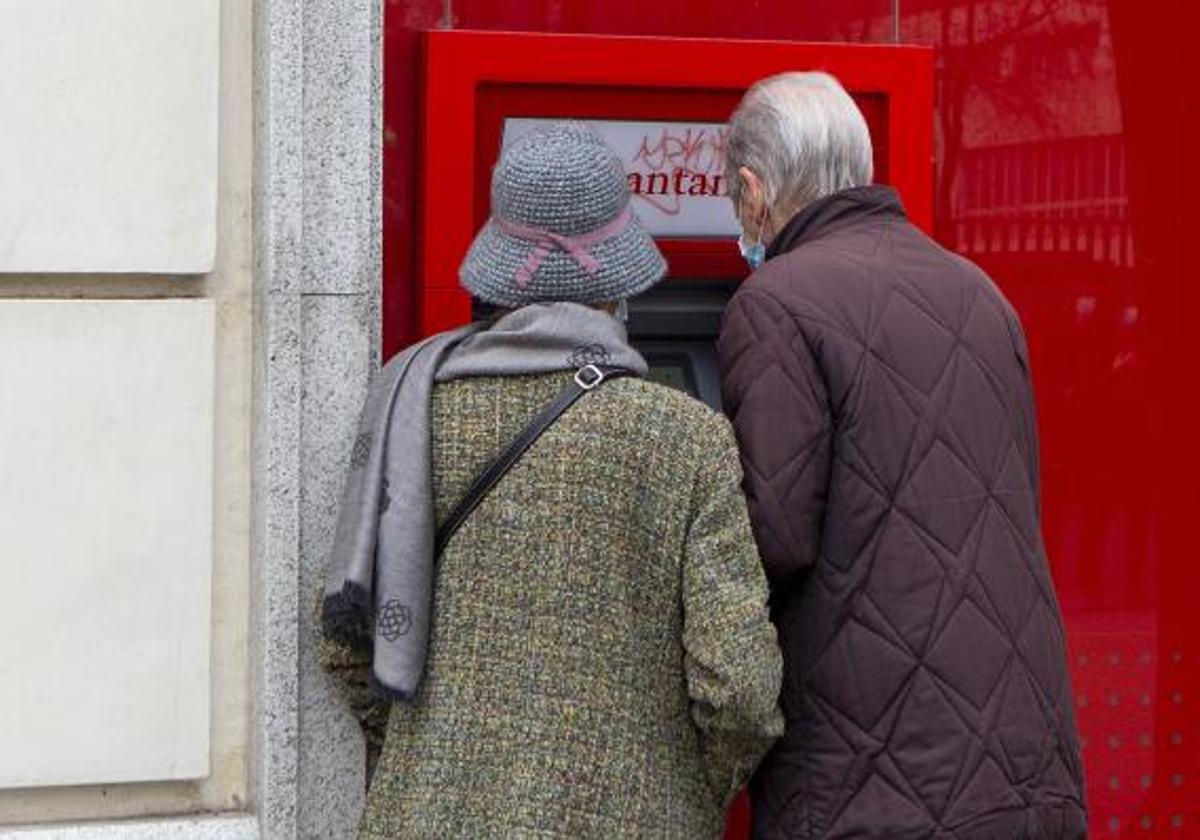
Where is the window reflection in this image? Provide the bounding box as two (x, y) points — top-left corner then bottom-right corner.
(899, 1), (1185, 834)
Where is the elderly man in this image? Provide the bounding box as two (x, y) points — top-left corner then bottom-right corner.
(717, 72), (1087, 839)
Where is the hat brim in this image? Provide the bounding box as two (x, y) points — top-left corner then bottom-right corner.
(459, 210), (667, 308)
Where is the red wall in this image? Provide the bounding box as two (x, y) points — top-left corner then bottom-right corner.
(384, 2), (1200, 836)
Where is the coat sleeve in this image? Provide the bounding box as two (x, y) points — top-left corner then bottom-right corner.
(717, 288), (833, 596)
(1004, 307), (1043, 521)
(681, 416), (785, 808)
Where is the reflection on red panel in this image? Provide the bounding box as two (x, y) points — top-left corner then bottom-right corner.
(915, 1), (1198, 832)
(385, 1), (1200, 836)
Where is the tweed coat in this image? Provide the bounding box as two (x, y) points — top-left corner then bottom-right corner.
(319, 370), (784, 839)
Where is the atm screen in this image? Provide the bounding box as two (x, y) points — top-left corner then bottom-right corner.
(645, 354), (699, 397)
(627, 281), (733, 411)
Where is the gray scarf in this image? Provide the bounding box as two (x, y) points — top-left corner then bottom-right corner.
(321, 302), (647, 701)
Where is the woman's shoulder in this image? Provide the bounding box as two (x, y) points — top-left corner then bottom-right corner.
(596, 377), (735, 447)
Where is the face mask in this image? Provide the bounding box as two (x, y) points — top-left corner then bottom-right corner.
(737, 196), (767, 271)
(614, 299), (629, 324)
(738, 232), (767, 271)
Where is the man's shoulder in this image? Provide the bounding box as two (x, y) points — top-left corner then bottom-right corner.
(739, 216), (1002, 324)
(725, 256), (834, 336)
(737, 234), (872, 317)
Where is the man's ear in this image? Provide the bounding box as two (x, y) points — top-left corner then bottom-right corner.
(738, 166), (767, 225)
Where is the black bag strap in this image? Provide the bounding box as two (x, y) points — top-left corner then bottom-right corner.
(434, 364), (634, 558)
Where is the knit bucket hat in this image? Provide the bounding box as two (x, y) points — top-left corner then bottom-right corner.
(460, 121), (667, 308)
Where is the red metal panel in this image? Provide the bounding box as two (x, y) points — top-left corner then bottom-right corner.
(452, 0), (895, 42)
(385, 4), (1200, 837)
(418, 30), (933, 337)
(909, 2), (1200, 834)
(382, 0), (443, 354)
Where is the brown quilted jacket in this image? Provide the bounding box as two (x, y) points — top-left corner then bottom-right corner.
(718, 186), (1087, 839)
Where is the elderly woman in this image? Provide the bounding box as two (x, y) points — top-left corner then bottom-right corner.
(319, 122), (783, 838)
(719, 73), (1087, 838)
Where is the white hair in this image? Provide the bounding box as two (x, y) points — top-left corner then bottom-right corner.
(725, 71), (873, 217)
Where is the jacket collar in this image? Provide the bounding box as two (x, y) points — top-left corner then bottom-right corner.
(765, 185), (906, 259)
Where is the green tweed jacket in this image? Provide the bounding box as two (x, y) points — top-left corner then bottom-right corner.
(319, 372), (783, 839)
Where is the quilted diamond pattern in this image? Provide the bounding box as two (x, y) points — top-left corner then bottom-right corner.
(863, 519), (943, 651)
(943, 756), (1027, 825)
(873, 290), (958, 396)
(821, 465), (891, 573)
(927, 599), (1013, 711)
(718, 187), (1085, 839)
(896, 439), (990, 556)
(825, 774), (932, 838)
(810, 619), (917, 732)
(890, 670), (971, 816)
(943, 354), (1014, 482)
(974, 509), (1040, 636)
(850, 360), (924, 491)
(994, 670), (1053, 782)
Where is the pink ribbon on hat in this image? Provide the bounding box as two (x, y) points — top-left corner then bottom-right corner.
(494, 205), (634, 289)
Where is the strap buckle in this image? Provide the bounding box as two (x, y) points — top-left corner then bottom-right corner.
(573, 364), (606, 391)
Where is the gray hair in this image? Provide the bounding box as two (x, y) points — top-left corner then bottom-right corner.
(725, 71), (873, 217)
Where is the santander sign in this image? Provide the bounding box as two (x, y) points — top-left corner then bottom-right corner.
(501, 118), (740, 239)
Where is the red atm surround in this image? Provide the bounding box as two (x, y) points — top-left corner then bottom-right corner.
(411, 29), (933, 836)
(414, 30), (934, 338)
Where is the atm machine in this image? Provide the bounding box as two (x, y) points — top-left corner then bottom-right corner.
(625, 279), (733, 409)
(412, 28), (933, 834)
(416, 30), (932, 411)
